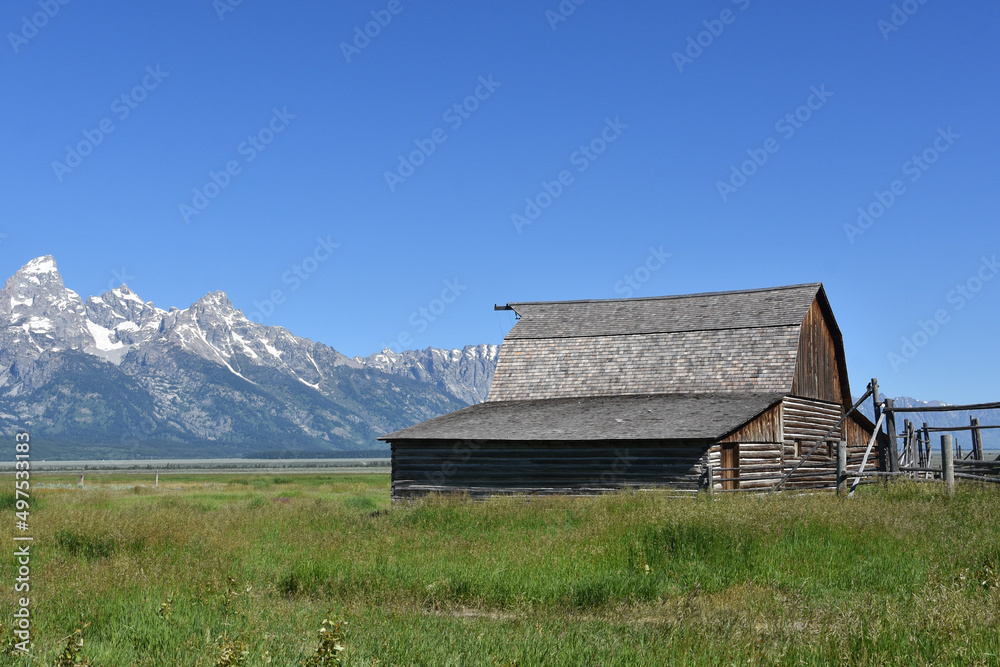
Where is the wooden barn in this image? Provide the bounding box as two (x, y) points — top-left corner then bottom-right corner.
(381, 283), (882, 499)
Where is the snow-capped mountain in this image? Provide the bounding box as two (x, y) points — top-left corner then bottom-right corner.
(0, 257), (358, 386)
(0, 256), (496, 458)
(355, 344), (499, 404)
(0, 256), (94, 363)
(83, 284), (165, 362)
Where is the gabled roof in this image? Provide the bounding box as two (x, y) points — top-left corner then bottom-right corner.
(381, 393), (785, 442)
(504, 283), (823, 339)
(488, 283), (828, 402)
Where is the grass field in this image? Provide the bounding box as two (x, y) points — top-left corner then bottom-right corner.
(2, 474), (1000, 666)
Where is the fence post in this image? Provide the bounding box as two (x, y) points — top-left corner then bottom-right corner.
(907, 420), (917, 469)
(870, 379), (885, 474)
(901, 419), (910, 467)
(922, 423), (931, 474)
(941, 434), (954, 497)
(837, 440), (847, 496)
(907, 421), (917, 467)
(971, 416), (983, 460)
(884, 398), (899, 473)
(706, 464), (714, 498)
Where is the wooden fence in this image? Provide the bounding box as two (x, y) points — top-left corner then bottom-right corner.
(706, 437), (1000, 496)
(704, 386), (1000, 495)
(880, 398), (1000, 492)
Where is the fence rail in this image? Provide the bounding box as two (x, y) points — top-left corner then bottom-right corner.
(705, 440), (1000, 495)
(700, 383), (999, 496)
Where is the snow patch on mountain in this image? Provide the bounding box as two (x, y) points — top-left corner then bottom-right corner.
(23, 256), (56, 271)
(0, 256), (498, 455)
(85, 320), (124, 352)
(355, 343), (499, 404)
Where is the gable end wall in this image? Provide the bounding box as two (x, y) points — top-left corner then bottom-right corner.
(791, 298), (845, 405)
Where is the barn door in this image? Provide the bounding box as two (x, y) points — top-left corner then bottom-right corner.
(721, 443), (740, 490)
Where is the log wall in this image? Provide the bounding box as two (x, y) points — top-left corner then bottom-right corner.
(781, 396), (872, 489)
(390, 440), (712, 499)
(391, 401), (879, 498)
(707, 442), (783, 490)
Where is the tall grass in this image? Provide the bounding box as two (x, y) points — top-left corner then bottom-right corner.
(2, 475), (1000, 665)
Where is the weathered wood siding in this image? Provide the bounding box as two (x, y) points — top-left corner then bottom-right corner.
(713, 403), (784, 490)
(488, 329), (802, 401)
(391, 440), (712, 499)
(845, 411), (883, 470)
(390, 406), (878, 497)
(844, 412), (872, 450)
(780, 396), (875, 488)
(791, 299), (844, 404)
(707, 442), (784, 490)
(719, 402), (782, 444)
(781, 396), (842, 488)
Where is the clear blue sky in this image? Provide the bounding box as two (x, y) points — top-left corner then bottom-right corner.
(2, 1), (998, 403)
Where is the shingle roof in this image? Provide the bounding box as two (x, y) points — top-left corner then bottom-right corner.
(381, 393), (784, 442)
(504, 283), (822, 339)
(488, 283), (823, 402)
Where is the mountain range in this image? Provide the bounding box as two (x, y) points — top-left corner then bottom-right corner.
(1, 256), (992, 460)
(0, 256), (497, 459)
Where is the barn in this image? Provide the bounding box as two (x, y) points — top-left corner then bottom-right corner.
(381, 283), (881, 499)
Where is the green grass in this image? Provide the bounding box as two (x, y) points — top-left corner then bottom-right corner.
(3, 474), (1000, 665)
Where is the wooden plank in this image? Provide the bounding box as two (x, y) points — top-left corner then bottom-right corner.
(971, 417), (984, 461)
(783, 404), (843, 418)
(790, 299), (844, 404)
(719, 402), (782, 444)
(922, 424), (1000, 432)
(848, 411), (883, 496)
(941, 434), (955, 496)
(783, 396), (844, 409)
(953, 459), (1000, 468)
(887, 401), (1000, 413)
(884, 398), (899, 472)
(393, 456), (708, 467)
(954, 473), (1000, 483)
(721, 442), (739, 490)
(399, 445), (711, 456)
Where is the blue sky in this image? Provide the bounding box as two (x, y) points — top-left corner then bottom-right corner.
(2, 0), (998, 403)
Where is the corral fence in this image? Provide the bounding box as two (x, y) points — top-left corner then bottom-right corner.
(705, 381), (881, 495)
(876, 398), (1000, 493)
(704, 379), (1000, 496)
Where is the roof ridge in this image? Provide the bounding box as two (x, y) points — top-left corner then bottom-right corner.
(505, 282), (822, 308)
(506, 322), (801, 341)
(481, 391), (788, 406)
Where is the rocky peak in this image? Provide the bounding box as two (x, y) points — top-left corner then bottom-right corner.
(2, 255), (83, 314)
(85, 284), (165, 348)
(355, 344), (500, 404)
(17, 255), (58, 275)
(0, 255), (498, 409)
(192, 290), (235, 312)
(0, 255), (93, 356)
